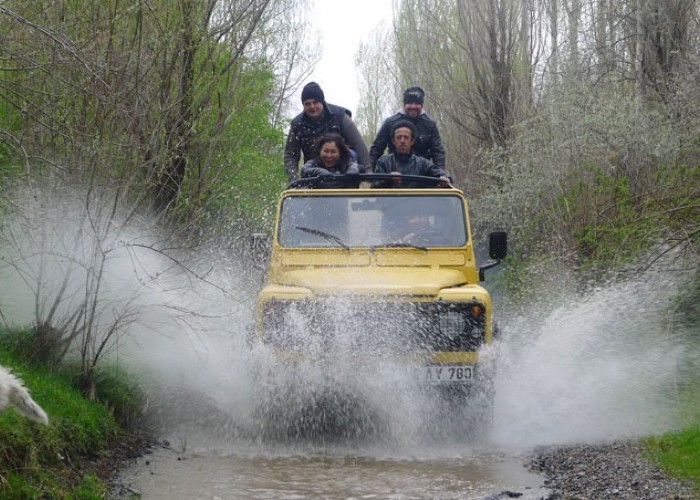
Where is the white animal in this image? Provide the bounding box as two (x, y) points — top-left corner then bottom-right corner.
(0, 364), (49, 425)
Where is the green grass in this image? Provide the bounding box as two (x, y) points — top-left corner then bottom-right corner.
(0, 329), (147, 498)
(646, 426), (700, 494)
(645, 382), (700, 494)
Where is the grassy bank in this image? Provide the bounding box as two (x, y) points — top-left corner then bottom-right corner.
(0, 329), (149, 499)
(645, 383), (700, 494)
(647, 425), (700, 494)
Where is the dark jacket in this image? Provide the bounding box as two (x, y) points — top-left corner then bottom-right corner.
(301, 157), (360, 177)
(301, 157), (360, 188)
(369, 110), (446, 170)
(284, 103), (370, 181)
(373, 153), (449, 188)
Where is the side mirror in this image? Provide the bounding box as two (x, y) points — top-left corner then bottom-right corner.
(479, 231), (507, 281)
(489, 231), (507, 260)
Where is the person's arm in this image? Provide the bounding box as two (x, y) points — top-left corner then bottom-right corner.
(417, 156), (449, 181)
(427, 163), (448, 178)
(283, 126), (302, 182)
(301, 160), (330, 178)
(423, 160), (451, 187)
(429, 121), (446, 169)
(340, 114), (371, 173)
(374, 156), (391, 174)
(369, 119), (391, 170)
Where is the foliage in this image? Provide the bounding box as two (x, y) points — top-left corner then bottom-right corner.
(357, 0), (700, 286)
(470, 70), (700, 284)
(0, 2), (321, 398)
(646, 426), (700, 494)
(63, 362), (147, 431)
(0, 335), (130, 497)
(176, 61), (288, 233)
(554, 167), (660, 272)
(0, 0), (312, 222)
(0, 327), (143, 430)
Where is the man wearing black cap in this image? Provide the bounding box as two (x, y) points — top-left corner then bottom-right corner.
(283, 82), (371, 182)
(369, 86), (446, 171)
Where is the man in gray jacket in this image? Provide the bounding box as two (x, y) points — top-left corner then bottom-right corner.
(369, 86), (446, 171)
(284, 82), (370, 182)
(374, 120), (450, 188)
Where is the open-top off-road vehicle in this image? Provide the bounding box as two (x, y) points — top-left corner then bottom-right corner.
(250, 174), (506, 439)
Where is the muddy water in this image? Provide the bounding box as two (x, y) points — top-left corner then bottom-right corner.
(114, 373), (550, 499)
(116, 445), (548, 499)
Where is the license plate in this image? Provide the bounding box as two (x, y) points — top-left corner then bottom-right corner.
(423, 365), (473, 383)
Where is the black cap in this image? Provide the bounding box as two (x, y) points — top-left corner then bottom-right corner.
(403, 86), (425, 105)
(301, 82), (325, 103)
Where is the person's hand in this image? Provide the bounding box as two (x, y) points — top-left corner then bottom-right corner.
(438, 175), (450, 187)
(391, 170), (402, 186)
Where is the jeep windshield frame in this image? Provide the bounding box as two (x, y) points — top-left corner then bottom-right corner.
(288, 172), (452, 190)
(278, 193), (468, 249)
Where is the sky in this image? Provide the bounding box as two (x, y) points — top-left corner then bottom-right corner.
(308, 0), (394, 115)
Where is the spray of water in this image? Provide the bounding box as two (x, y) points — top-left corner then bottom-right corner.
(492, 275), (690, 449)
(0, 188), (693, 455)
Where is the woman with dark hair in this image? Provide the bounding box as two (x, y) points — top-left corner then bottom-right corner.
(301, 132), (360, 180)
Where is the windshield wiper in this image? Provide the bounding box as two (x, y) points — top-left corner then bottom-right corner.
(370, 242), (428, 252)
(295, 226), (350, 250)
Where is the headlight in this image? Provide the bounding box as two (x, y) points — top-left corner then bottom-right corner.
(436, 302), (487, 350)
(438, 310), (467, 339)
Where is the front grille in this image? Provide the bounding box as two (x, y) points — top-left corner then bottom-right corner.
(263, 299), (486, 353)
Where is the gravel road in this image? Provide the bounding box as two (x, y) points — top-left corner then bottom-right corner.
(528, 441), (697, 499)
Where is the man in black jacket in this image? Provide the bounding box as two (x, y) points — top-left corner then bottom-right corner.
(374, 120), (450, 188)
(369, 86), (446, 171)
(284, 82), (370, 182)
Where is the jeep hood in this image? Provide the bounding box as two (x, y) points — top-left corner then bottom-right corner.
(280, 268), (466, 296)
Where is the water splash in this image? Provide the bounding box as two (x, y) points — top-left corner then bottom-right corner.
(492, 276), (690, 449)
(0, 187), (694, 455)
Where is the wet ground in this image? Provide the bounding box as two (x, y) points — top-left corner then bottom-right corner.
(113, 443), (549, 499)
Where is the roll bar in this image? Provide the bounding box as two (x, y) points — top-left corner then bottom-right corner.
(288, 173), (456, 190)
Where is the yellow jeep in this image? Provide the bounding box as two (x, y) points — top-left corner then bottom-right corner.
(251, 174), (507, 437)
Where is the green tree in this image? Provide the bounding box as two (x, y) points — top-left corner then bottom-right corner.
(0, 0), (315, 394)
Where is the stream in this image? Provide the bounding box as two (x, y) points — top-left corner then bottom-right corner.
(115, 445), (548, 499)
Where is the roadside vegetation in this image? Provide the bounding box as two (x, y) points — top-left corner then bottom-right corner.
(644, 280), (700, 493)
(0, 0), (699, 496)
(0, 327), (148, 498)
(0, 2), (315, 496)
(646, 382), (700, 494)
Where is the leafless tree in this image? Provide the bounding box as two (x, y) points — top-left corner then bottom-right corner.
(390, 0), (539, 189)
(355, 23), (399, 140)
(385, 0), (700, 274)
